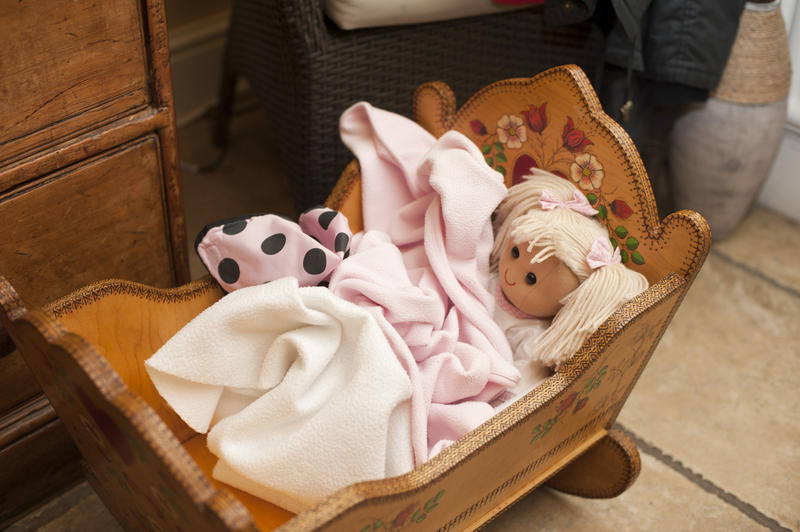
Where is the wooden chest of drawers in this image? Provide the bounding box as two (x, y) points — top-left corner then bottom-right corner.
(0, 0), (188, 524)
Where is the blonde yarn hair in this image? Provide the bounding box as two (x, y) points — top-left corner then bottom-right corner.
(492, 169), (649, 367)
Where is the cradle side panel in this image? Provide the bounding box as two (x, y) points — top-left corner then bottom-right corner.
(0, 278), (255, 532)
(278, 274), (684, 531)
(48, 276), (224, 442)
(442, 65), (710, 286)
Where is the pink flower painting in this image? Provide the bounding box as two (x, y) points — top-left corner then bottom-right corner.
(570, 153), (604, 190)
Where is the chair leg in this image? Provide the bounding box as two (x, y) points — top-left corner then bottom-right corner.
(211, 69), (238, 149)
(545, 428), (641, 498)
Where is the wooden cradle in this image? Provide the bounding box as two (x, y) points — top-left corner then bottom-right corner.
(0, 65), (710, 531)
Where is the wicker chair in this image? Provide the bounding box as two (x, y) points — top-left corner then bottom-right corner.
(212, 0), (605, 211)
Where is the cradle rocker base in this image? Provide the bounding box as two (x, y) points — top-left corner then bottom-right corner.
(546, 429), (640, 498)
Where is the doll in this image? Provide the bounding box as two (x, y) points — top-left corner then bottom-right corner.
(490, 169), (649, 389)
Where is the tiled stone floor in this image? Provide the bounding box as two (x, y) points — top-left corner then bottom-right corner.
(8, 106), (800, 531)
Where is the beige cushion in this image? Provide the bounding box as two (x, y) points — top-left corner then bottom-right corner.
(323, 0), (531, 30)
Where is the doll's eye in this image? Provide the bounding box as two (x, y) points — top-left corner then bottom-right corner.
(525, 272), (537, 285)
(511, 246), (520, 259)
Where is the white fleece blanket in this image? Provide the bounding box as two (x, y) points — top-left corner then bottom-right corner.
(145, 277), (414, 512)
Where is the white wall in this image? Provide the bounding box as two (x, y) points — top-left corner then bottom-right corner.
(758, 0), (800, 221)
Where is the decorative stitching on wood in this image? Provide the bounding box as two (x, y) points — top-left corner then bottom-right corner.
(412, 81), (456, 136)
(438, 404), (619, 531)
(47, 276), (222, 319)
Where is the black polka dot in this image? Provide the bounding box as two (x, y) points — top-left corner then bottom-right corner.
(218, 258), (240, 284)
(261, 233), (286, 255)
(344, 249), (350, 259)
(303, 248), (327, 275)
(222, 220), (247, 235)
(334, 232), (349, 252)
(318, 210), (337, 230)
(317, 280), (329, 288)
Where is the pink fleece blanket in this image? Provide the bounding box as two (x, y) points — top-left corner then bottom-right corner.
(332, 103), (519, 463)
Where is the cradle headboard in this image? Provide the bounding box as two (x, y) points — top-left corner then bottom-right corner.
(328, 65), (711, 287)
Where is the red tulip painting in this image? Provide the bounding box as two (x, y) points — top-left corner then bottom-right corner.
(522, 103), (548, 134)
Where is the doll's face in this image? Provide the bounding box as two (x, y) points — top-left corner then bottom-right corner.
(498, 240), (580, 318)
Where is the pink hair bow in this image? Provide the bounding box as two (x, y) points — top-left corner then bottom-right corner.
(586, 237), (621, 269)
(539, 189), (599, 217)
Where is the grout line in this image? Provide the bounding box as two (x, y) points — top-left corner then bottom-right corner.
(711, 248), (800, 300)
(614, 423), (792, 532)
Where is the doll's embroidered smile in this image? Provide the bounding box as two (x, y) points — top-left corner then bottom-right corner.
(503, 268), (516, 286)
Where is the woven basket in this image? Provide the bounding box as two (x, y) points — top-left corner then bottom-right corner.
(216, 0), (604, 211)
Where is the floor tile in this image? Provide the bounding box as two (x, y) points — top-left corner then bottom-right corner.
(714, 206), (800, 293)
(485, 453), (764, 531)
(617, 254), (800, 530)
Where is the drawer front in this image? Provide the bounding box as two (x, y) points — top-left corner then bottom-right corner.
(0, 135), (174, 410)
(0, 0), (149, 165)
(0, 135), (175, 308)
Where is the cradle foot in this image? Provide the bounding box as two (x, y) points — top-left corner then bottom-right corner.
(546, 429), (641, 498)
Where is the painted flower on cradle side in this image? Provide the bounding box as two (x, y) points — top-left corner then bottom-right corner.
(470, 120), (488, 136)
(562, 117), (593, 152)
(522, 103), (548, 134)
(497, 114), (527, 149)
(570, 153), (604, 190)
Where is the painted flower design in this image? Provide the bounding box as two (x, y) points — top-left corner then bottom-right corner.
(522, 103), (548, 133)
(570, 153), (604, 190)
(562, 117), (593, 152)
(470, 119), (487, 136)
(497, 114), (527, 149)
